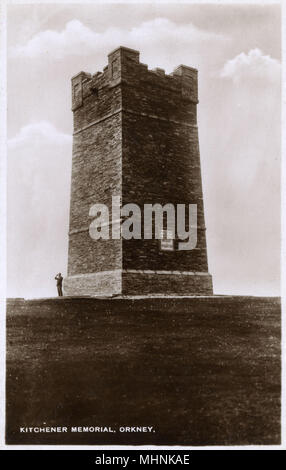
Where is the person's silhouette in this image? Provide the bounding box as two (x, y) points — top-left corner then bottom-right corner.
(55, 273), (63, 297)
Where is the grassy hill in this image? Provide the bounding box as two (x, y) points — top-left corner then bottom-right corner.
(6, 296), (281, 445)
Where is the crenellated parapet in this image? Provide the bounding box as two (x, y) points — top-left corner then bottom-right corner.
(71, 46), (198, 113)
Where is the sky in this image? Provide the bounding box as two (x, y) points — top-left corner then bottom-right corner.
(6, 2), (281, 298)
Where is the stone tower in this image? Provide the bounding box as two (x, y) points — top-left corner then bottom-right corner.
(64, 47), (213, 296)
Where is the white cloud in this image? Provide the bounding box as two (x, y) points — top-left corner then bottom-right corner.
(10, 18), (225, 68)
(220, 48), (281, 84)
(8, 121), (72, 148)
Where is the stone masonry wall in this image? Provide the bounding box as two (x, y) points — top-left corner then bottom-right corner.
(6, 296), (281, 445)
(122, 271), (213, 295)
(66, 47), (212, 295)
(68, 78), (122, 276)
(119, 48), (209, 274)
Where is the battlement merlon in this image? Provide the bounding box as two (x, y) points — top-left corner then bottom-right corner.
(71, 46), (199, 111)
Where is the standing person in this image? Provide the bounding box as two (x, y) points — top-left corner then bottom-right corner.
(55, 273), (63, 297)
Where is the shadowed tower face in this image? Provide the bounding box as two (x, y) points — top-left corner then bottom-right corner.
(64, 47), (213, 296)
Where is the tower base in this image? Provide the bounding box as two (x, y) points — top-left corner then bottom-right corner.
(63, 270), (213, 296)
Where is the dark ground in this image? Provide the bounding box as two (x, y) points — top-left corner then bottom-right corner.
(6, 296), (281, 445)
